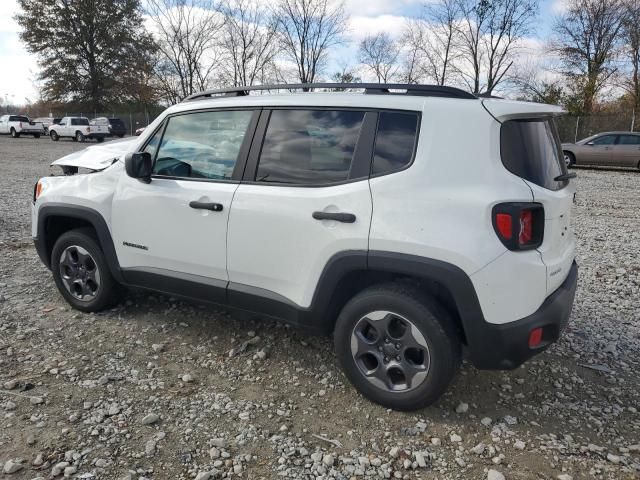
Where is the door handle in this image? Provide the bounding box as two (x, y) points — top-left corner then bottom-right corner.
(312, 211), (356, 223)
(189, 201), (223, 212)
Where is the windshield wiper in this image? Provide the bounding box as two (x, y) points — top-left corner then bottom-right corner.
(554, 172), (577, 181)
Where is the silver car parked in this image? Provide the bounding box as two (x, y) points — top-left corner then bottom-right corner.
(562, 131), (640, 169)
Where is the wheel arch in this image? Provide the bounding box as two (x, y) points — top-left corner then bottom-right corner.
(308, 251), (484, 344)
(36, 204), (123, 283)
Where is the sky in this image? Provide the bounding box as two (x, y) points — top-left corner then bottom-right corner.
(0, 0), (563, 106)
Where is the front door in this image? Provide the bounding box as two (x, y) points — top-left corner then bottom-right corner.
(111, 109), (258, 298)
(581, 134), (616, 165)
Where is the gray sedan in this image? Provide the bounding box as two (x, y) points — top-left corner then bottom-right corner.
(562, 131), (640, 169)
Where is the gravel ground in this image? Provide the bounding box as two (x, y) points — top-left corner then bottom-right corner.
(0, 134), (639, 480)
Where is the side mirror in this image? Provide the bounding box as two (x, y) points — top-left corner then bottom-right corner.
(125, 151), (152, 183)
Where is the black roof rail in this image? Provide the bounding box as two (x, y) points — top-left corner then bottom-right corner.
(182, 83), (477, 102)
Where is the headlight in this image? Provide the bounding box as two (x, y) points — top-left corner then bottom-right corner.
(34, 179), (45, 202)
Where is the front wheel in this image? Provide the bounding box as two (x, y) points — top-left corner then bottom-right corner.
(75, 131), (85, 143)
(334, 283), (461, 411)
(50, 131), (59, 141)
(563, 151), (576, 168)
(51, 228), (121, 312)
(10, 128), (20, 138)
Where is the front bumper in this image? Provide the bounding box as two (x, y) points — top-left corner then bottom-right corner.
(468, 261), (578, 369)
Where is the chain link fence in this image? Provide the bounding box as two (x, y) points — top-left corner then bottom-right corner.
(556, 110), (638, 143)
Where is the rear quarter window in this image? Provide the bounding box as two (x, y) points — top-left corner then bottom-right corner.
(500, 118), (568, 191)
(371, 111), (420, 176)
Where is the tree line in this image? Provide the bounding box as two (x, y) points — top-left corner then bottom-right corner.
(14, 0), (640, 117)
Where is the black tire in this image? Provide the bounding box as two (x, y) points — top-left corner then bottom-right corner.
(51, 228), (121, 312)
(75, 131), (85, 143)
(33, 133), (40, 139)
(334, 283), (461, 411)
(10, 128), (20, 138)
(50, 131), (59, 141)
(563, 151), (576, 168)
(117, 134), (124, 138)
(96, 136), (105, 143)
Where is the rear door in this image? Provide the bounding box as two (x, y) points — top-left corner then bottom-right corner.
(226, 108), (374, 309)
(500, 118), (576, 295)
(611, 134), (640, 168)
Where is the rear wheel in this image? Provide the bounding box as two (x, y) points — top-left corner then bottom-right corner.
(334, 283), (461, 411)
(51, 229), (121, 312)
(10, 128), (19, 138)
(50, 131), (59, 141)
(117, 134), (124, 138)
(33, 133), (40, 139)
(96, 136), (105, 143)
(563, 151), (576, 167)
(75, 131), (85, 143)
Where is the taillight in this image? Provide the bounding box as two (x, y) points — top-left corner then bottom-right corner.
(19, 121), (23, 128)
(492, 203), (544, 250)
(87, 126), (91, 133)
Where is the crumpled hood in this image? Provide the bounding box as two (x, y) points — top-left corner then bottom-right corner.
(51, 137), (138, 170)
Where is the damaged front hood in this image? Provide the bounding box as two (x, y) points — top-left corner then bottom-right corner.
(51, 137), (138, 170)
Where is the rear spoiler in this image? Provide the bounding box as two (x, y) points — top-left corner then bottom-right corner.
(482, 98), (565, 123)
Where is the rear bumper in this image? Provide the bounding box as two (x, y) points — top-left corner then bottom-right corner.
(468, 261), (578, 369)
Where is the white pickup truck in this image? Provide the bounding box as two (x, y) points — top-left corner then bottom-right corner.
(48, 117), (109, 143)
(0, 115), (45, 138)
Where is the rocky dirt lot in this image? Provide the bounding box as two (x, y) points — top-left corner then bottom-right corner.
(0, 135), (639, 480)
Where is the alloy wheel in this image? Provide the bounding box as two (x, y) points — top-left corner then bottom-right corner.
(58, 245), (101, 301)
(350, 311), (431, 392)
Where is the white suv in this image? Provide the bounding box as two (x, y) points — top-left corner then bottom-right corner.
(32, 84), (578, 410)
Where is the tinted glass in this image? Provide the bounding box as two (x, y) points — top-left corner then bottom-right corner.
(618, 135), (640, 145)
(591, 135), (616, 145)
(109, 119), (125, 127)
(152, 110), (253, 180)
(501, 118), (567, 191)
(372, 112), (419, 175)
(9, 116), (29, 122)
(257, 110), (365, 184)
(71, 118), (90, 126)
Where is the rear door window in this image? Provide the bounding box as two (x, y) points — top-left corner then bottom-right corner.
(617, 135), (640, 145)
(71, 118), (90, 126)
(500, 118), (568, 191)
(372, 111), (419, 175)
(256, 109), (366, 185)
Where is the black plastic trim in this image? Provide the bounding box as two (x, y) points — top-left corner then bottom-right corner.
(121, 267), (227, 304)
(35, 204), (124, 283)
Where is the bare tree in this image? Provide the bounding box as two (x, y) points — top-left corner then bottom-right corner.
(146, 0), (222, 101)
(513, 60), (566, 105)
(456, 0), (538, 95)
(358, 32), (401, 83)
(403, 0), (461, 86)
(274, 0), (348, 87)
(218, 0), (279, 87)
(622, 0), (640, 124)
(550, 0), (624, 114)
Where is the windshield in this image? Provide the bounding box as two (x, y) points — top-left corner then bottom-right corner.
(500, 118), (568, 191)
